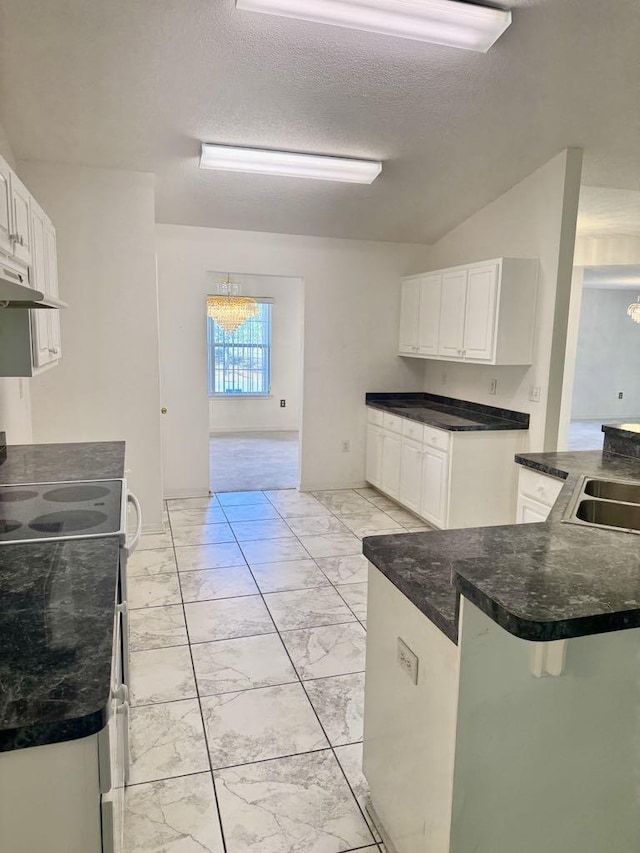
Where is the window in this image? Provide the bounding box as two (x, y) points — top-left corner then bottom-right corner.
(207, 301), (272, 396)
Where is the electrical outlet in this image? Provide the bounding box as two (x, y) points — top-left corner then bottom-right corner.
(341, 440), (351, 453)
(397, 638), (419, 684)
(529, 385), (541, 403)
(489, 378), (497, 395)
(280, 399), (286, 407)
(618, 391), (624, 400)
(441, 370), (448, 386)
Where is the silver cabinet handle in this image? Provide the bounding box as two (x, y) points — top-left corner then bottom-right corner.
(48, 347), (59, 355)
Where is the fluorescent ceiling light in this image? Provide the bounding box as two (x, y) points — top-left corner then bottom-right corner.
(235, 0), (512, 52)
(200, 143), (382, 183)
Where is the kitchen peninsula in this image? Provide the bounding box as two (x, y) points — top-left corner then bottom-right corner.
(362, 425), (640, 853)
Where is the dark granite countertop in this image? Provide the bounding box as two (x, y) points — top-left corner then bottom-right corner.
(0, 441), (126, 484)
(364, 447), (640, 644)
(366, 392), (529, 432)
(0, 442), (125, 752)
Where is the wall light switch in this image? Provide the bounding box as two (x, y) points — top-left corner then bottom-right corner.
(529, 385), (541, 403)
(618, 391), (624, 399)
(280, 399), (286, 407)
(397, 637), (419, 685)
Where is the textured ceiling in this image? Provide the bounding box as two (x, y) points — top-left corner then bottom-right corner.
(1, 0), (639, 243)
(577, 187), (640, 238)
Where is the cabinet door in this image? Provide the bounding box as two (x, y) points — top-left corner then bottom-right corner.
(30, 203), (52, 368)
(462, 263), (499, 361)
(437, 269), (467, 359)
(420, 446), (448, 528)
(0, 159), (12, 257)
(417, 274), (441, 355)
(10, 173), (32, 265)
(516, 494), (550, 524)
(45, 221), (62, 360)
(366, 424), (383, 488)
(398, 279), (420, 354)
(399, 438), (424, 513)
(381, 432), (402, 499)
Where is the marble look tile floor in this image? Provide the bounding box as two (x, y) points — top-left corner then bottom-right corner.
(124, 485), (428, 852)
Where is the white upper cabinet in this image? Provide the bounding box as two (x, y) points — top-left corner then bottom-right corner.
(0, 159), (13, 257)
(30, 201), (61, 369)
(9, 173), (33, 266)
(417, 274), (441, 355)
(399, 258), (538, 366)
(398, 278), (421, 354)
(462, 262), (499, 361)
(438, 269), (468, 360)
(0, 153), (62, 377)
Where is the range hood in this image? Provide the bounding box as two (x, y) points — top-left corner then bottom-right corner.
(0, 263), (66, 309)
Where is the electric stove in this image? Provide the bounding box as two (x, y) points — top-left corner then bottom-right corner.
(0, 479), (126, 544)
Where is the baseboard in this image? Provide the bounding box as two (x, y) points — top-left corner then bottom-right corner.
(365, 798), (399, 853)
(299, 480), (369, 492)
(163, 488), (211, 500)
(209, 428), (299, 434)
(142, 522), (166, 535)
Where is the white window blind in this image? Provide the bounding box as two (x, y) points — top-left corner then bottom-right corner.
(207, 301), (272, 396)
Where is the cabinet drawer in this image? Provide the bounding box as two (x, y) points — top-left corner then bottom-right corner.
(383, 413), (403, 434)
(402, 419), (425, 442)
(518, 466), (564, 507)
(368, 407), (385, 427)
(423, 425), (450, 453)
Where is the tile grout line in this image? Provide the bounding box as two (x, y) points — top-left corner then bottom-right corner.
(228, 490), (378, 848)
(166, 506), (231, 853)
(145, 487), (409, 851)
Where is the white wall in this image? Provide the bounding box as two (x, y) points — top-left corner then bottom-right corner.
(207, 274), (302, 432)
(0, 120), (33, 444)
(156, 225), (426, 496)
(571, 287), (640, 420)
(18, 162), (164, 530)
(408, 150), (583, 451)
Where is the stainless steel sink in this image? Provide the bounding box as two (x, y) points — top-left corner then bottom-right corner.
(563, 476), (640, 535)
(575, 499), (640, 532)
(584, 479), (640, 504)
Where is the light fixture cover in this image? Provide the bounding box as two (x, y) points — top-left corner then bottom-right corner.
(200, 143), (382, 183)
(235, 0), (512, 52)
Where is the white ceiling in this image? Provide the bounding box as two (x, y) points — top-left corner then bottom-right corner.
(577, 187), (640, 238)
(1, 0), (639, 243)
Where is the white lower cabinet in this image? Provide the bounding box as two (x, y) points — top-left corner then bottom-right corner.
(381, 431), (402, 499)
(515, 465), (564, 523)
(420, 445), (448, 528)
(399, 438), (424, 513)
(366, 424), (383, 489)
(366, 407), (525, 529)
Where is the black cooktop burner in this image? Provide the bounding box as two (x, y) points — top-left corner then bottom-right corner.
(44, 485), (111, 503)
(0, 490), (38, 502)
(29, 510), (109, 534)
(0, 480), (124, 544)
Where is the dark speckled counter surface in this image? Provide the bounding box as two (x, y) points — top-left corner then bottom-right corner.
(363, 446), (640, 644)
(366, 392), (529, 431)
(0, 442), (125, 752)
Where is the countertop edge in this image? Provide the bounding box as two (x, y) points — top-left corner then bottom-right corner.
(0, 704), (108, 753)
(367, 401), (529, 432)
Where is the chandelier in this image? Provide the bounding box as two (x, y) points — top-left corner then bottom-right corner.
(207, 275), (258, 333)
(627, 296), (640, 325)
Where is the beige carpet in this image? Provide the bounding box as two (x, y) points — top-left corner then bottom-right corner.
(209, 430), (299, 492)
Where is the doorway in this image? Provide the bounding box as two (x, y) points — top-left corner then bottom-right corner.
(207, 272), (304, 492)
(565, 266), (640, 450)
